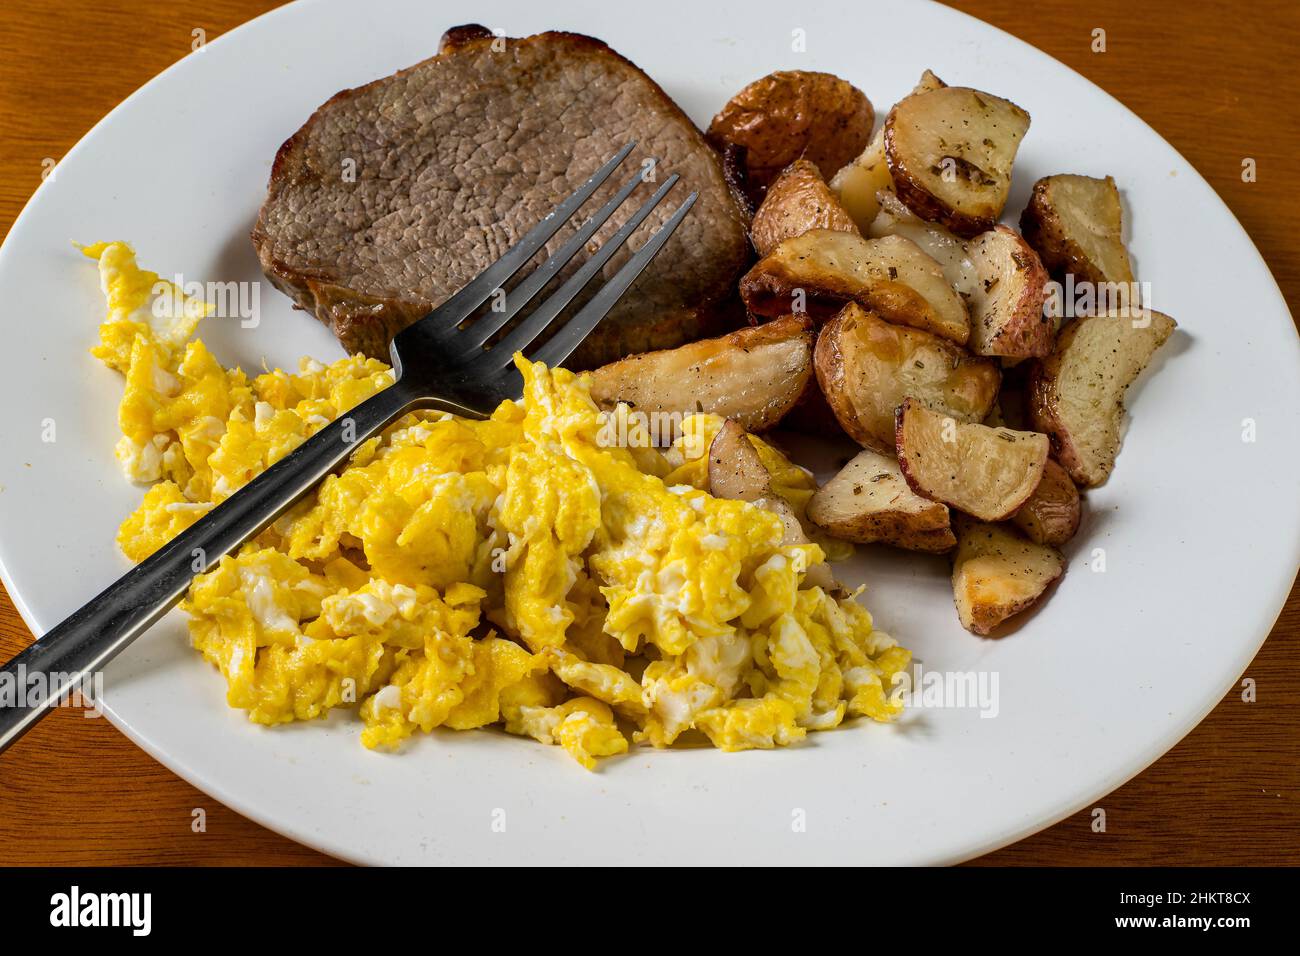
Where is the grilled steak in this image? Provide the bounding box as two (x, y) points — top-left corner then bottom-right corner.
(252, 24), (751, 368)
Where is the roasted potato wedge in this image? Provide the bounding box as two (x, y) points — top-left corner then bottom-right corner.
(1010, 458), (1081, 547)
(1028, 309), (1176, 487)
(708, 420), (837, 590)
(708, 420), (792, 504)
(807, 447), (956, 552)
(895, 398), (1049, 521)
(963, 226), (1052, 359)
(740, 229), (971, 343)
(828, 127), (892, 231)
(1020, 174), (1135, 286)
(589, 315), (813, 436)
(751, 159), (860, 257)
(707, 71), (874, 191)
(952, 516), (1065, 635)
(884, 78), (1030, 237)
(815, 303), (1000, 451)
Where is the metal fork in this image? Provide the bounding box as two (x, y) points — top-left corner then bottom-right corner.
(0, 143), (695, 753)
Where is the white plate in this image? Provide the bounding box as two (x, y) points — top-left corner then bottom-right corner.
(1, 0), (1297, 866)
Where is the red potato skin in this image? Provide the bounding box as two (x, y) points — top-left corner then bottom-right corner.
(859, 524), (956, 552)
(1026, 323), (1090, 485)
(707, 71), (874, 192)
(1010, 457), (1081, 546)
(884, 115), (996, 238)
(1026, 310), (1177, 487)
(739, 269), (863, 324)
(971, 226), (1054, 360)
(749, 159), (860, 257)
(893, 401), (940, 508)
(813, 306), (1000, 452)
(893, 398), (1046, 521)
(893, 403), (914, 479)
(813, 311), (879, 448)
(1018, 174), (1133, 286)
(589, 313), (814, 433)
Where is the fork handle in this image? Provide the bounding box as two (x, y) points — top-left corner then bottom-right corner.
(0, 379), (429, 754)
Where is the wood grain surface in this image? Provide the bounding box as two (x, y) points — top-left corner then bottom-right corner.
(0, 0), (1296, 867)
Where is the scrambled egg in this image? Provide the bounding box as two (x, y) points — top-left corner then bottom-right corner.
(87, 241), (910, 769)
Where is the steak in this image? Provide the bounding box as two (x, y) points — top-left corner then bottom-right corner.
(252, 24), (751, 368)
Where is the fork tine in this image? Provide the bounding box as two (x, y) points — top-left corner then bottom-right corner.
(475, 174), (682, 367)
(424, 142), (637, 329)
(448, 163), (655, 355)
(532, 192), (698, 370)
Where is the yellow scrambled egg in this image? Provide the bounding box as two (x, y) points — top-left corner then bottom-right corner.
(87, 241), (910, 769)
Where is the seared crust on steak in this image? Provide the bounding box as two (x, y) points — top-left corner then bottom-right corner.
(252, 26), (751, 367)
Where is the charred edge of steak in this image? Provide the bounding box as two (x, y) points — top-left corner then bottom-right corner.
(438, 23), (495, 53)
(719, 142), (758, 223)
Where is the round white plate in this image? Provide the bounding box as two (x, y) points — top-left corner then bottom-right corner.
(1, 0), (1296, 866)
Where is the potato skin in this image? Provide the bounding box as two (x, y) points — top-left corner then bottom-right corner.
(1027, 310), (1176, 487)
(751, 160), (859, 257)
(740, 230), (970, 344)
(831, 520), (955, 552)
(1019, 174), (1134, 286)
(813, 314), (863, 441)
(885, 118), (995, 237)
(880, 526), (957, 552)
(951, 517), (1065, 636)
(707, 419), (773, 502)
(814, 303), (1000, 451)
(1027, 350), (1079, 482)
(589, 315), (813, 433)
(807, 448), (955, 552)
(708, 71), (874, 191)
(884, 85), (1030, 238)
(895, 398), (1049, 522)
(1010, 458), (1081, 546)
(965, 226), (1053, 359)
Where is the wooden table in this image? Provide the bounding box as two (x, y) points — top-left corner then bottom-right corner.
(1, 0), (1295, 866)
